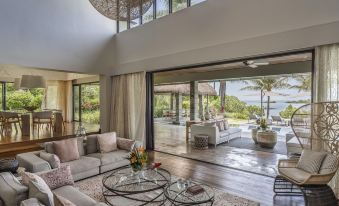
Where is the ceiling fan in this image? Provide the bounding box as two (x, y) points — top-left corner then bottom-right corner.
(243, 60), (269, 68)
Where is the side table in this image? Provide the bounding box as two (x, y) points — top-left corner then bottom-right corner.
(194, 135), (209, 150)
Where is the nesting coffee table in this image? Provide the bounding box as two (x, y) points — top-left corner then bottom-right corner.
(164, 181), (215, 205)
(102, 166), (171, 205)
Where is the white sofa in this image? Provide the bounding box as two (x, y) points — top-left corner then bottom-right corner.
(191, 123), (242, 147)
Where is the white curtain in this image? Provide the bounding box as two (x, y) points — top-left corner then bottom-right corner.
(314, 44), (339, 102)
(110, 72), (146, 143)
(313, 43), (339, 196)
(45, 80), (73, 122)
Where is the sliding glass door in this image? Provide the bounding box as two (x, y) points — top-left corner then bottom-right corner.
(73, 82), (100, 124)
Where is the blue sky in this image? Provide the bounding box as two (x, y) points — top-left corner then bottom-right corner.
(209, 76), (311, 103)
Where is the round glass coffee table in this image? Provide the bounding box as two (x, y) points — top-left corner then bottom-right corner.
(102, 166), (171, 206)
(164, 181), (214, 205)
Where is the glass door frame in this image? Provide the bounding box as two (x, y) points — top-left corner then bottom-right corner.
(72, 81), (100, 122)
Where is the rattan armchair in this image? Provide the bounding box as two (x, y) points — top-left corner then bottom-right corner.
(278, 152), (339, 186)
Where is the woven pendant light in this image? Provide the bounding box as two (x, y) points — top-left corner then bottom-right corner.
(89, 0), (153, 21)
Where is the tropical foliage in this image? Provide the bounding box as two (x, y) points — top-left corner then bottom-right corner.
(128, 146), (148, 172)
(279, 104), (298, 119)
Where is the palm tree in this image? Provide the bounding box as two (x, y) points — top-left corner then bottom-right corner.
(290, 75), (312, 92)
(219, 80), (226, 112)
(241, 77), (291, 118)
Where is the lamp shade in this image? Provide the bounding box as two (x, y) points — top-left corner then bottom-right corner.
(14, 78), (21, 90)
(20, 75), (46, 89)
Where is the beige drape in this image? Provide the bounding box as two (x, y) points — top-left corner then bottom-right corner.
(45, 80), (73, 122)
(110, 72), (146, 144)
(313, 43), (339, 196)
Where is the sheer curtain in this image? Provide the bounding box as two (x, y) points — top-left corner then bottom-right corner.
(110, 72), (146, 143)
(313, 43), (339, 196)
(45, 80), (73, 122)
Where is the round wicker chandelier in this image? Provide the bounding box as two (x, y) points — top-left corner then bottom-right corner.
(89, 0), (153, 21)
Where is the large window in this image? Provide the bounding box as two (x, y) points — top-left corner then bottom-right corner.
(116, 0), (206, 32)
(73, 82), (100, 124)
(0, 82), (44, 112)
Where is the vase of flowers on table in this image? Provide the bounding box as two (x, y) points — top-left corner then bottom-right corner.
(128, 146), (148, 173)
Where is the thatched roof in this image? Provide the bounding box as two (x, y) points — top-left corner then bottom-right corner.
(154, 83), (217, 96)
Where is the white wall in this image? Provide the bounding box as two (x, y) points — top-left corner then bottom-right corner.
(0, 0), (116, 74)
(112, 0), (339, 75)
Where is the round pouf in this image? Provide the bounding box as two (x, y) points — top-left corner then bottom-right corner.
(194, 135), (209, 150)
(0, 158), (19, 173)
(257, 130), (277, 149)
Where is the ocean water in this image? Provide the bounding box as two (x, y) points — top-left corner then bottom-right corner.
(245, 101), (306, 116)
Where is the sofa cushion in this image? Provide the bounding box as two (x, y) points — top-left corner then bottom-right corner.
(297, 150), (327, 174)
(53, 138), (80, 163)
(97, 132), (117, 153)
(228, 128), (242, 135)
(86, 135), (99, 154)
(117, 138), (135, 151)
(27, 174), (54, 206)
(279, 167), (311, 183)
(61, 156), (100, 175)
(216, 121), (225, 131)
(44, 138), (84, 156)
(54, 194), (76, 206)
(20, 198), (46, 206)
(53, 185), (96, 206)
(37, 165), (74, 190)
(39, 152), (61, 169)
(86, 150), (129, 166)
(219, 130), (230, 138)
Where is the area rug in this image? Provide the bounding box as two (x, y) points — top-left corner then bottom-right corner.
(74, 173), (259, 206)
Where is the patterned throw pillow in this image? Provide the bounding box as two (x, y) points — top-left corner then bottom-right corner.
(54, 194), (76, 206)
(40, 152), (61, 169)
(319, 154), (339, 174)
(117, 138), (135, 151)
(216, 121), (225, 131)
(37, 165), (74, 190)
(27, 174), (54, 206)
(223, 119), (229, 130)
(296, 150), (327, 174)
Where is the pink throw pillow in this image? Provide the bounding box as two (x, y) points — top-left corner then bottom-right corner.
(97, 132), (117, 153)
(38, 165), (74, 190)
(53, 138), (80, 163)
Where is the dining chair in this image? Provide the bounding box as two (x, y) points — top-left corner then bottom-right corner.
(32, 111), (53, 134)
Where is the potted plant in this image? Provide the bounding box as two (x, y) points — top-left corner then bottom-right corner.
(128, 146), (148, 173)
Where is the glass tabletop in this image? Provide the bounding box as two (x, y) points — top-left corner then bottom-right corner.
(102, 166), (171, 194)
(164, 181), (214, 204)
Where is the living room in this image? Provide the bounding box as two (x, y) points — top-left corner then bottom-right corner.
(1, 0), (339, 206)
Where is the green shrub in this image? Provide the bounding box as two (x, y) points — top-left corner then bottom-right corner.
(246, 105), (262, 116)
(233, 112), (248, 119)
(280, 104), (298, 119)
(6, 90), (42, 111)
(82, 110), (100, 124)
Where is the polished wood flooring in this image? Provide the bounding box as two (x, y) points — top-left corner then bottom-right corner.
(149, 151), (304, 206)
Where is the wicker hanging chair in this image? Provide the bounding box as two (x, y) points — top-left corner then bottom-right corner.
(89, 0), (153, 21)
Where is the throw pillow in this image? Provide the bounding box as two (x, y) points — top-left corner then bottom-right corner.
(37, 165), (74, 190)
(216, 121), (225, 131)
(44, 142), (54, 154)
(54, 194), (76, 206)
(319, 154), (339, 174)
(22, 172), (36, 186)
(117, 137), (135, 151)
(223, 119), (229, 130)
(97, 132), (117, 153)
(76, 137), (85, 156)
(53, 138), (80, 163)
(27, 174), (54, 206)
(86, 135), (99, 154)
(40, 152), (61, 169)
(296, 150), (327, 174)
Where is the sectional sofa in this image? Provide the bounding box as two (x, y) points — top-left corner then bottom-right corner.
(0, 132), (138, 206)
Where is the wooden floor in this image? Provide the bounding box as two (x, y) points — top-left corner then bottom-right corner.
(149, 151), (304, 206)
